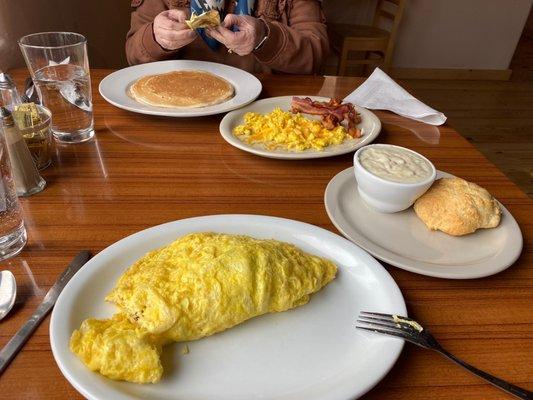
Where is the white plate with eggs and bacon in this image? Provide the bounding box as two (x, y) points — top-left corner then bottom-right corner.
(219, 96), (381, 159)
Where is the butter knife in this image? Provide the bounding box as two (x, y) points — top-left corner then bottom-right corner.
(0, 250), (91, 375)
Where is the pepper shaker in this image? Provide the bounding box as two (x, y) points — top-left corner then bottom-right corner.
(0, 73), (22, 110)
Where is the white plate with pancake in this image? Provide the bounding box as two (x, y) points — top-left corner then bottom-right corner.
(99, 60), (262, 117)
(324, 168), (523, 279)
(50, 214), (406, 400)
(219, 96), (381, 159)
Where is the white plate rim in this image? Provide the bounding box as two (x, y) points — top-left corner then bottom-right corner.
(324, 168), (524, 279)
(219, 96), (381, 159)
(50, 214), (406, 400)
(98, 60), (262, 117)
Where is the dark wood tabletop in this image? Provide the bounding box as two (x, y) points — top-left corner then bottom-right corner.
(0, 68), (531, 399)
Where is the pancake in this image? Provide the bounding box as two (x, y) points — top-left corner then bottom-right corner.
(129, 70), (234, 108)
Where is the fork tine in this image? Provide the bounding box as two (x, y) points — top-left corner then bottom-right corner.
(360, 311), (421, 326)
(356, 319), (405, 333)
(356, 325), (411, 341)
(360, 311), (396, 320)
(358, 315), (400, 326)
(358, 315), (424, 335)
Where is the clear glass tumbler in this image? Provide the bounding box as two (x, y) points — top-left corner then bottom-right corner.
(18, 32), (94, 144)
(0, 125), (27, 261)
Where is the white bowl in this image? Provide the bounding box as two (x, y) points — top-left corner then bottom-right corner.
(353, 144), (436, 213)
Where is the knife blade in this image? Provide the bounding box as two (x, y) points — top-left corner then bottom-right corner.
(0, 250), (91, 375)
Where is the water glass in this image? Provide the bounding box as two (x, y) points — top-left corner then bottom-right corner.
(18, 32), (94, 144)
(0, 126), (27, 260)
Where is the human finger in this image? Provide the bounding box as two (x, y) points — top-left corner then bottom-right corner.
(157, 37), (176, 50)
(154, 11), (194, 33)
(159, 21), (192, 33)
(205, 28), (228, 46)
(167, 8), (189, 22)
(222, 14), (243, 29)
(156, 16), (186, 31)
(156, 31), (196, 50)
(209, 25), (238, 41)
(157, 28), (197, 43)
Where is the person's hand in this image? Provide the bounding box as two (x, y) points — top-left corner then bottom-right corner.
(153, 9), (197, 50)
(207, 14), (266, 56)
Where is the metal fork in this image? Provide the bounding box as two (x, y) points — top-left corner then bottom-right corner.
(356, 311), (532, 399)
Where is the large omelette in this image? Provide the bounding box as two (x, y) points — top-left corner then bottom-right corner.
(70, 233), (337, 383)
(129, 70), (234, 108)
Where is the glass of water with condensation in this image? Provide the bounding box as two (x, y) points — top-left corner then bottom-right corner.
(0, 125), (26, 260)
(19, 32), (94, 143)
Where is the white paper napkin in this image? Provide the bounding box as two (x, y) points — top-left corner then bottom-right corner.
(344, 68), (447, 126)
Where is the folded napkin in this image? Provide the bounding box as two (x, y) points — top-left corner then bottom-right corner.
(344, 68), (447, 126)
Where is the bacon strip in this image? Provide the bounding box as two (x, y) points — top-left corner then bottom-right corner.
(290, 97), (362, 138)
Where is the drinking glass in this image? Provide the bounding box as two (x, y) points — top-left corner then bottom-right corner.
(0, 126), (27, 261)
(18, 32), (94, 144)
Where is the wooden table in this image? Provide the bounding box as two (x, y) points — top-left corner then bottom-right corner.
(1, 69), (531, 399)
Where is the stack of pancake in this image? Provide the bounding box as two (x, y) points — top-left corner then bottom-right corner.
(129, 70), (234, 108)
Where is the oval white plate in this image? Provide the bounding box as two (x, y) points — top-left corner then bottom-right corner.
(219, 96), (381, 159)
(98, 60), (262, 117)
(51, 215), (406, 400)
(325, 168), (523, 279)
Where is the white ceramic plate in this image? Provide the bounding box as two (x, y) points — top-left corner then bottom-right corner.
(50, 215), (406, 400)
(219, 96), (381, 159)
(98, 60), (262, 117)
(325, 168), (523, 279)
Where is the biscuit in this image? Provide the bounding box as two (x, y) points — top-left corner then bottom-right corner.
(413, 177), (501, 236)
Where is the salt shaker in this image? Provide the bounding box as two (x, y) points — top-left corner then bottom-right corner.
(0, 73), (22, 110)
(0, 107), (45, 196)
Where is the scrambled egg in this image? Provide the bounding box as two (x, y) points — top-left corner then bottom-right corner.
(70, 233), (337, 384)
(233, 108), (349, 151)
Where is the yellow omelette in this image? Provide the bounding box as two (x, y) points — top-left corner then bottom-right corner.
(70, 233), (337, 383)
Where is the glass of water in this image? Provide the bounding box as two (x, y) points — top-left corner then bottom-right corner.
(19, 32), (94, 144)
(0, 125), (27, 260)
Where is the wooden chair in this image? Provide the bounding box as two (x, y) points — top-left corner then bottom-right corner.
(328, 0), (407, 76)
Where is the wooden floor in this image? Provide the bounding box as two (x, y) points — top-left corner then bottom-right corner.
(402, 36), (533, 196)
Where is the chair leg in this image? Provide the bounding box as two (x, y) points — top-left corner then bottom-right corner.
(338, 42), (349, 76)
(363, 51), (371, 76)
(381, 59), (391, 73)
(361, 52), (378, 76)
(383, 40), (394, 72)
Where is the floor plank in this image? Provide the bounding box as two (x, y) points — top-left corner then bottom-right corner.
(328, 33), (533, 196)
(401, 36), (533, 196)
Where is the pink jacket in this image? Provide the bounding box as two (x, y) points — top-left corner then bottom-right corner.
(126, 0), (329, 73)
